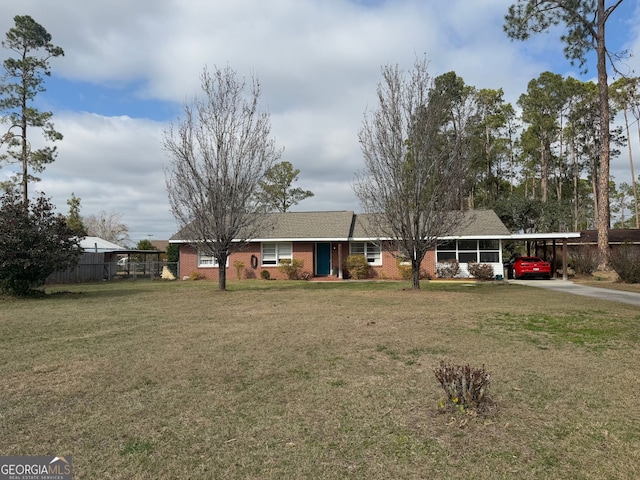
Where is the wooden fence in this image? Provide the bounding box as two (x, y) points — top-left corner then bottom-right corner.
(46, 255), (179, 284)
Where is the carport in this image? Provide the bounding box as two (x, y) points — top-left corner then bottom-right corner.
(508, 232), (582, 280)
(115, 249), (166, 279)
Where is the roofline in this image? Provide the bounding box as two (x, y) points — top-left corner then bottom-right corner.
(171, 232), (582, 243)
(509, 233), (582, 240)
(251, 237), (350, 242)
(170, 238), (350, 243)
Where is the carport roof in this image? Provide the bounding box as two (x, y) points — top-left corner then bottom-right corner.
(509, 232), (582, 241)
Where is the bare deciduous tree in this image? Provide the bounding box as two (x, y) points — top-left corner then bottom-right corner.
(164, 65), (282, 290)
(354, 59), (476, 289)
(84, 210), (130, 247)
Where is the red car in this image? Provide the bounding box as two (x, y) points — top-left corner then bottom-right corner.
(508, 256), (552, 279)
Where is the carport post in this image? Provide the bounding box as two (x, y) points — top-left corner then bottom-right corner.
(562, 238), (568, 280)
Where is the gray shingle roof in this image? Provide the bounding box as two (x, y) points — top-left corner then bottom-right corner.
(253, 211), (355, 239)
(170, 209), (509, 242)
(457, 210), (511, 236)
(352, 210), (510, 238)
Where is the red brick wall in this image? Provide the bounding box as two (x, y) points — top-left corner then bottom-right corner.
(179, 241), (437, 281)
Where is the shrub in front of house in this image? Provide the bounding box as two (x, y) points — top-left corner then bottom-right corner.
(345, 254), (370, 279)
(233, 260), (245, 280)
(300, 271), (312, 281)
(260, 269), (271, 280)
(396, 258), (412, 280)
(467, 262), (495, 281)
(397, 258), (431, 281)
(436, 259), (459, 279)
(278, 258), (304, 280)
(610, 242), (640, 283)
(189, 271), (205, 281)
(569, 246), (599, 276)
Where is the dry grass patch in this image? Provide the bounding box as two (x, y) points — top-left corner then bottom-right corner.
(573, 277), (640, 294)
(1, 280), (639, 478)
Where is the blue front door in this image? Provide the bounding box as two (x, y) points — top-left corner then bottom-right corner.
(316, 243), (331, 276)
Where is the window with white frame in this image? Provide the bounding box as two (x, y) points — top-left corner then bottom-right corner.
(350, 242), (382, 265)
(198, 251), (229, 268)
(436, 240), (501, 264)
(261, 242), (292, 266)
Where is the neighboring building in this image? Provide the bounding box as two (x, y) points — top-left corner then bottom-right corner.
(47, 237), (126, 283)
(80, 236), (127, 253)
(573, 229), (640, 247)
(169, 210), (511, 281)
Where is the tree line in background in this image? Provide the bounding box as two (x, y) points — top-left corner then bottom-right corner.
(432, 70), (640, 234)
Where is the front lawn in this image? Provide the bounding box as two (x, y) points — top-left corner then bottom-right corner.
(1, 280), (639, 479)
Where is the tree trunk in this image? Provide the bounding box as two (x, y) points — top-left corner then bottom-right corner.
(540, 139), (548, 204)
(218, 253), (228, 290)
(572, 143), (579, 230)
(595, 0), (611, 270)
(21, 74), (28, 205)
(411, 259), (421, 289)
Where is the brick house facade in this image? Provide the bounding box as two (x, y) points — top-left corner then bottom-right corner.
(170, 210), (510, 281)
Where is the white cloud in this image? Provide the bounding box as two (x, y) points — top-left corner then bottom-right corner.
(0, 0), (639, 240)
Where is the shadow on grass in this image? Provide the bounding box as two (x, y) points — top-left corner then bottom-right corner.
(22, 278), (517, 302)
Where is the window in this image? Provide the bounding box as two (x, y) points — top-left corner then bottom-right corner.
(261, 242), (292, 266)
(480, 251), (500, 263)
(436, 240), (457, 262)
(436, 239), (501, 264)
(350, 242), (382, 265)
(479, 239), (500, 263)
(198, 251), (229, 268)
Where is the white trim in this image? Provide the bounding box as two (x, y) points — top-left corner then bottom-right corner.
(171, 233), (583, 244)
(509, 233), (581, 240)
(252, 237), (347, 242)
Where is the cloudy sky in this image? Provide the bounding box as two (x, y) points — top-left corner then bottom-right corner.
(1, 0), (639, 244)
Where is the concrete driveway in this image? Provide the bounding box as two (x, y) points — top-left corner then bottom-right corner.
(508, 279), (640, 307)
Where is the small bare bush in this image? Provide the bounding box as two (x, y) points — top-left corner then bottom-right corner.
(436, 259), (459, 278)
(434, 361), (491, 410)
(467, 263), (495, 281)
(299, 271), (312, 281)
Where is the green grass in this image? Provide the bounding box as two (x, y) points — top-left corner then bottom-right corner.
(1, 279), (640, 479)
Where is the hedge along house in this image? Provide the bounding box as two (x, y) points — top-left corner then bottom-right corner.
(170, 209), (512, 281)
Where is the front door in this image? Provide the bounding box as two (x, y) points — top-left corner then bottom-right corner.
(316, 243), (331, 276)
